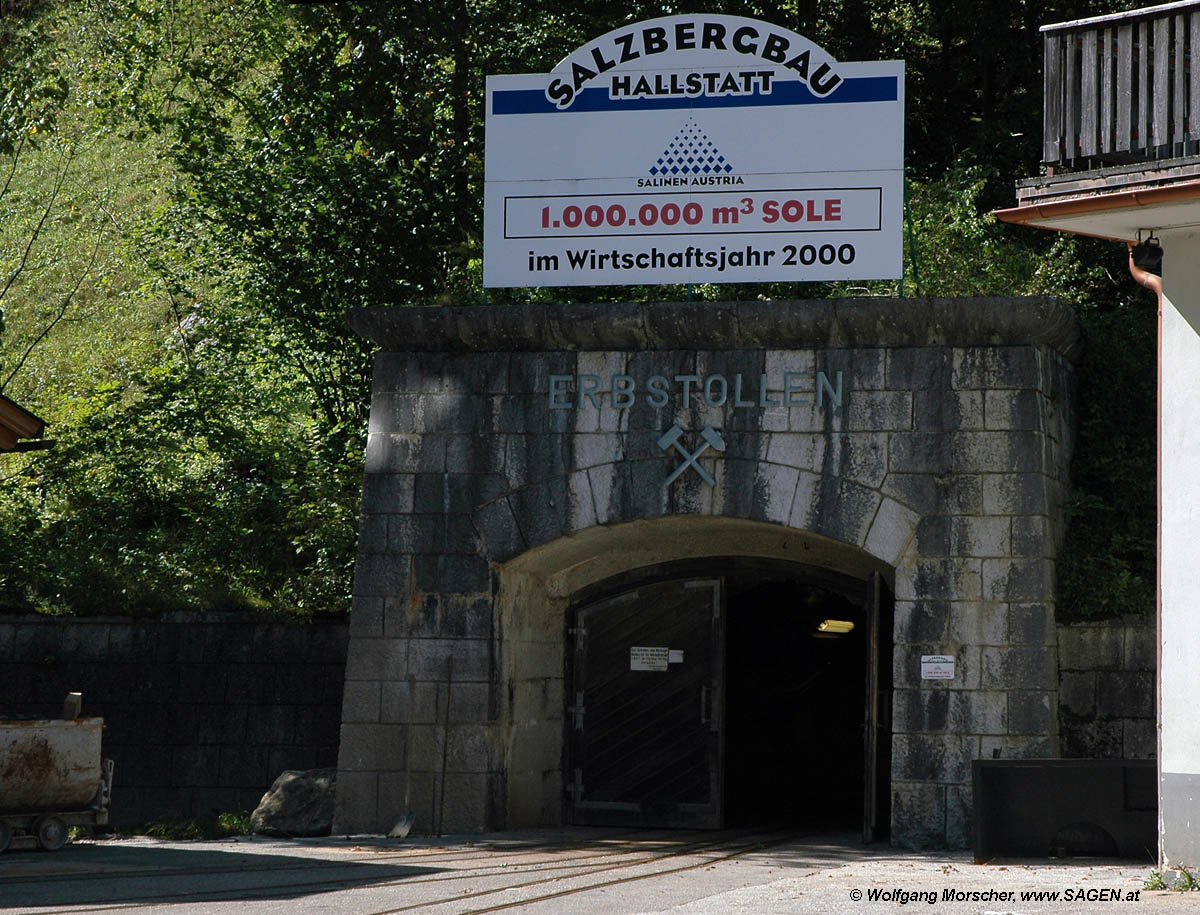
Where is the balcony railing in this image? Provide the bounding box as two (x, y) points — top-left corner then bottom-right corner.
(1044, 0), (1200, 168)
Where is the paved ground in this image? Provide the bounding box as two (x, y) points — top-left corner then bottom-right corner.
(0, 827), (1193, 914)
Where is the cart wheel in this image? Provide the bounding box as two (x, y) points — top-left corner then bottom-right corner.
(0, 821), (11, 854)
(34, 816), (68, 851)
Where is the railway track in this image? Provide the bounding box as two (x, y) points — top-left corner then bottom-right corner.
(0, 827), (810, 914)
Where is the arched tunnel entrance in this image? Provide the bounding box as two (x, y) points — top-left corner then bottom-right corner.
(494, 516), (896, 841)
(561, 556), (892, 840)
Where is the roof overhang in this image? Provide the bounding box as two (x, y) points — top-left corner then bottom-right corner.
(0, 394), (47, 452)
(996, 158), (1200, 242)
(996, 181), (1200, 242)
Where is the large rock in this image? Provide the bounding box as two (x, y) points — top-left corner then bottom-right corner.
(251, 768), (336, 837)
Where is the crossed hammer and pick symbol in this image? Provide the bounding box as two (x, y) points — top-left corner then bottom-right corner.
(657, 424), (726, 486)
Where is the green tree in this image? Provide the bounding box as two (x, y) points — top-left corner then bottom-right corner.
(0, 0), (68, 375)
(0, 0), (1161, 620)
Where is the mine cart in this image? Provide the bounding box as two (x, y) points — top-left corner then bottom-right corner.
(0, 694), (114, 852)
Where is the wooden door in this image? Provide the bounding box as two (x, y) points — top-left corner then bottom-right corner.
(567, 578), (725, 828)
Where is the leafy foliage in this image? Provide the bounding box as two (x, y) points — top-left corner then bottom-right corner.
(130, 808), (253, 840)
(0, 0), (1159, 619)
(903, 163), (1104, 300)
(1, 1), (361, 615)
(1057, 301), (1157, 621)
(0, 0), (68, 154)
(1, 364), (356, 615)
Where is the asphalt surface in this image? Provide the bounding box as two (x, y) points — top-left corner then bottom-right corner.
(0, 826), (1193, 914)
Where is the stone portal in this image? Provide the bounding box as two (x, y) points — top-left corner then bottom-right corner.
(334, 298), (1077, 848)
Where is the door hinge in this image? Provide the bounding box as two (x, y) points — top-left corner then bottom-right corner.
(567, 691), (585, 729)
(566, 768), (585, 798)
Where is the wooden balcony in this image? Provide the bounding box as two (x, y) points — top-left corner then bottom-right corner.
(1000, 1), (1200, 239)
(1044, 1), (1200, 170)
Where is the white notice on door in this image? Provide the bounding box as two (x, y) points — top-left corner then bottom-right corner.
(630, 646), (669, 671)
(920, 655), (955, 679)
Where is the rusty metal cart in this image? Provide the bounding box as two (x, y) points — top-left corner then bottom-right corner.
(1, 694), (114, 852)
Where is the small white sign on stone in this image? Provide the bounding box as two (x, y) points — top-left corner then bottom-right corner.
(630, 646), (670, 671)
(920, 655), (955, 680)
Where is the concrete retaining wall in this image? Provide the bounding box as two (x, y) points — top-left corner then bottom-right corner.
(1058, 616), (1156, 759)
(0, 614), (347, 826)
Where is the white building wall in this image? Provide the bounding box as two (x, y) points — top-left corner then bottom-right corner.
(1157, 229), (1200, 869)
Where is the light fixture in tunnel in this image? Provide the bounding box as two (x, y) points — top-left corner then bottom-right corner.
(817, 619), (854, 634)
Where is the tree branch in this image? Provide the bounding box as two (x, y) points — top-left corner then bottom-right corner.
(0, 132), (28, 202)
(0, 143), (74, 308)
(1, 217), (103, 393)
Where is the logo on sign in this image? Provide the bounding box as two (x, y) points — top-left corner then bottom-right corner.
(650, 118), (733, 177)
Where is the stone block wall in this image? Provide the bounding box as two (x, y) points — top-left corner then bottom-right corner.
(888, 343), (1076, 846)
(338, 298), (1080, 847)
(0, 614), (347, 826)
(1058, 617), (1156, 759)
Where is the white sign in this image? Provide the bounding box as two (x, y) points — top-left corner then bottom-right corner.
(920, 655), (956, 680)
(485, 15), (904, 287)
(630, 646), (670, 671)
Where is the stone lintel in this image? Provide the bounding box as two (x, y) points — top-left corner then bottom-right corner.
(350, 298), (1081, 362)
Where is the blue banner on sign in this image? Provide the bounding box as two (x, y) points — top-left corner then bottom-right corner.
(491, 76), (899, 115)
